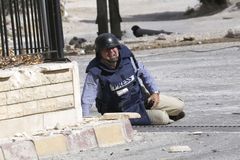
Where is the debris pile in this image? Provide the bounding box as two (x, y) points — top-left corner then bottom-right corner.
(0, 48), (43, 69)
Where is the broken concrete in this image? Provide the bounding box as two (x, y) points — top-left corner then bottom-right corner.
(0, 118), (135, 159)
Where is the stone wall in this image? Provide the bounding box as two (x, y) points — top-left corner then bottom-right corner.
(0, 61), (82, 138)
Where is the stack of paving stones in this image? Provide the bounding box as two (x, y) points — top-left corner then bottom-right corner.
(0, 118), (135, 160)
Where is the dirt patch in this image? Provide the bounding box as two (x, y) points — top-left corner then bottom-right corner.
(65, 37), (240, 56)
(128, 37), (240, 51)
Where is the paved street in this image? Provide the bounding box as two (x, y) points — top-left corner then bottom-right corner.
(56, 41), (240, 160)
(134, 42), (240, 128)
(45, 0), (240, 159)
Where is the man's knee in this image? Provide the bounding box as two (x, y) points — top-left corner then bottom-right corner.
(176, 98), (184, 112)
(169, 97), (185, 116)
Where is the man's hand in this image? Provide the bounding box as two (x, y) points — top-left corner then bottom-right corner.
(147, 93), (160, 109)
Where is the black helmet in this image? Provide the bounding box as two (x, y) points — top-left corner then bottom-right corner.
(95, 33), (120, 58)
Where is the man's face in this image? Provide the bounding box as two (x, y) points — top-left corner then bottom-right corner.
(100, 47), (119, 68)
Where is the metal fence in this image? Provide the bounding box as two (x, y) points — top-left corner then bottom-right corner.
(0, 0), (64, 61)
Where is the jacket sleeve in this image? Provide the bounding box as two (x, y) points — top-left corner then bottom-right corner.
(81, 72), (99, 116)
(137, 62), (160, 94)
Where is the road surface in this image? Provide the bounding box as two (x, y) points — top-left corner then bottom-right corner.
(44, 41), (240, 160)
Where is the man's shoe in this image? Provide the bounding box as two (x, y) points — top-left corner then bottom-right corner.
(169, 111), (185, 121)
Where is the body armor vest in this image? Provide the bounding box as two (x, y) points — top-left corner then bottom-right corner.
(86, 45), (151, 125)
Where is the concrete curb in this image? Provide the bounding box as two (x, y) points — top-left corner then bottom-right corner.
(0, 118), (135, 159)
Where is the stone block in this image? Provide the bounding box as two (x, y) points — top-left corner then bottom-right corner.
(19, 88), (34, 102)
(7, 103), (24, 119)
(0, 70), (13, 92)
(9, 66), (41, 90)
(39, 73), (51, 85)
(46, 82), (73, 98)
(0, 114), (43, 138)
(37, 95), (74, 113)
(100, 112), (141, 120)
(43, 69), (72, 84)
(17, 69), (43, 88)
(31, 86), (47, 100)
(55, 95), (74, 110)
(66, 127), (97, 152)
(33, 135), (68, 157)
(7, 87), (40, 104)
(0, 106), (8, 120)
(0, 92), (6, 106)
(166, 145), (192, 153)
(43, 109), (78, 129)
(0, 80), (10, 92)
(54, 69), (73, 83)
(39, 63), (73, 73)
(94, 122), (126, 147)
(6, 90), (21, 105)
(1, 140), (38, 160)
(0, 70), (13, 79)
(23, 101), (39, 115)
(37, 98), (55, 113)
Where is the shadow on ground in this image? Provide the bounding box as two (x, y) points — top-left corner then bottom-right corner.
(79, 3), (233, 24)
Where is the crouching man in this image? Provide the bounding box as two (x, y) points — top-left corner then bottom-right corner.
(81, 33), (185, 125)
